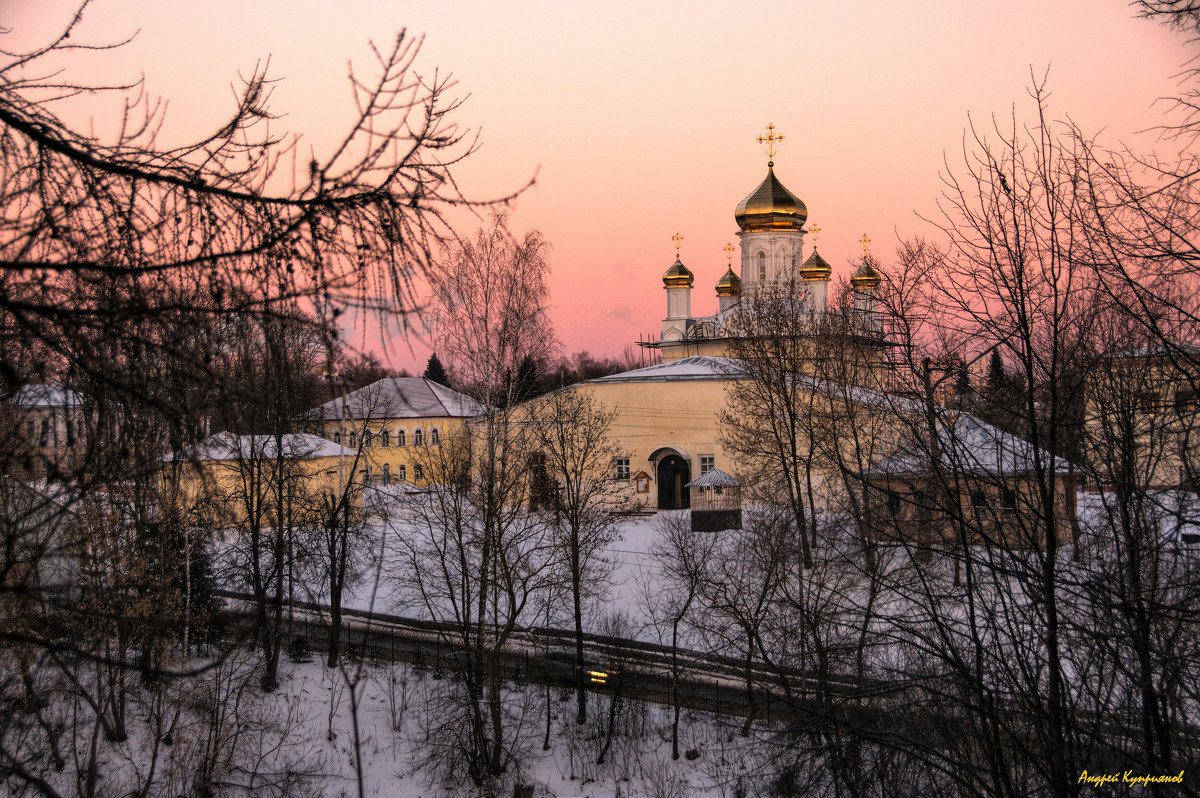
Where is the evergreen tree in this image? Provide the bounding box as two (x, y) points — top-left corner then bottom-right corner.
(955, 357), (971, 408)
(515, 354), (540, 402)
(985, 349), (1006, 398)
(423, 352), (449, 386)
(979, 348), (1028, 437)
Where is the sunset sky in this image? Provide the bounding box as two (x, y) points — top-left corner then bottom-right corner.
(5, 1), (1188, 372)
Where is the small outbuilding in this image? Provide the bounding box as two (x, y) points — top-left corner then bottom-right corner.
(686, 468), (742, 532)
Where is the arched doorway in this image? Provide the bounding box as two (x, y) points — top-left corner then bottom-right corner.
(656, 455), (691, 510)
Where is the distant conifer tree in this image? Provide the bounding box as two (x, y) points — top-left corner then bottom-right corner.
(515, 355), (540, 402)
(986, 349), (1006, 397)
(423, 352), (449, 386)
(955, 357), (971, 407)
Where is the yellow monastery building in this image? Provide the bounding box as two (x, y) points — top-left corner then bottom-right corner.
(168, 431), (353, 527)
(305, 377), (483, 487)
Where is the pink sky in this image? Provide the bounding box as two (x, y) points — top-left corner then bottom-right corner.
(5, 1), (1188, 373)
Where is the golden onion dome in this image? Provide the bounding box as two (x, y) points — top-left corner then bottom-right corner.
(850, 259), (882, 292)
(734, 167), (808, 233)
(715, 266), (742, 297)
(799, 249), (832, 281)
(662, 257), (694, 288)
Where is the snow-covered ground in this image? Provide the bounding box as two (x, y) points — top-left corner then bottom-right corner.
(286, 655), (760, 798)
(215, 503), (673, 642)
(44, 645), (771, 797)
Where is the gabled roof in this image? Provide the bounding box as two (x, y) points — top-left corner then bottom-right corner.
(686, 468), (739, 489)
(306, 377), (485, 422)
(169, 431), (352, 462)
(10, 384), (83, 408)
(588, 356), (746, 384)
(866, 413), (1072, 478)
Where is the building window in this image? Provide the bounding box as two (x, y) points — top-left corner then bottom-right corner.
(380, 429), (390, 447)
(333, 430), (342, 445)
(414, 429), (424, 447)
(886, 491), (902, 516)
(382, 464), (391, 486)
(430, 428), (440, 446)
(1001, 488), (1017, 513)
(362, 466), (372, 485)
(398, 464), (407, 482)
(970, 489), (987, 518)
(613, 457), (630, 480)
(363, 430), (373, 448)
(700, 455), (715, 475)
(349, 431), (357, 448)
(397, 429), (406, 447)
(757, 252), (766, 282)
(413, 464), (423, 481)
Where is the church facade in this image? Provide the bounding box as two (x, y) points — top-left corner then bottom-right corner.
(578, 131), (889, 509)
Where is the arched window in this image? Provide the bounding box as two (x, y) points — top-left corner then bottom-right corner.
(333, 430), (342, 445)
(414, 428), (425, 447)
(363, 430), (373, 448)
(349, 431), (357, 448)
(397, 429), (406, 447)
(430, 428), (440, 446)
(380, 429), (390, 448)
(382, 464), (391, 486)
(757, 251), (766, 282)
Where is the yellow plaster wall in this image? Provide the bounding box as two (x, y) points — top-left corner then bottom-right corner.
(170, 452), (347, 528)
(317, 416), (473, 486)
(569, 376), (734, 502)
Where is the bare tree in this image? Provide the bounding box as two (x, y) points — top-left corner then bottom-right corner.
(719, 276), (824, 570)
(391, 216), (557, 790)
(640, 512), (718, 760)
(527, 387), (625, 723)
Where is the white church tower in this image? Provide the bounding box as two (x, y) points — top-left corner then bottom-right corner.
(733, 123), (831, 313)
(660, 232), (694, 342)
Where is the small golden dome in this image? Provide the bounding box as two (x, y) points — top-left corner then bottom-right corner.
(851, 259), (882, 292)
(734, 167), (808, 233)
(662, 257), (694, 288)
(715, 266), (742, 297)
(799, 249), (832, 281)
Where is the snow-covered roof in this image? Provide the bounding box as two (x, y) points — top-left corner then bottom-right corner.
(168, 431), (353, 462)
(867, 413), (1072, 478)
(9, 384), (83, 408)
(306, 378), (485, 422)
(588, 356), (745, 384)
(686, 468), (739, 489)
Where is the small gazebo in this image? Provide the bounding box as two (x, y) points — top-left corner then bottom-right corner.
(685, 468), (742, 532)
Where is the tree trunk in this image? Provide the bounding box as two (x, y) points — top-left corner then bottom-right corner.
(572, 529), (587, 724)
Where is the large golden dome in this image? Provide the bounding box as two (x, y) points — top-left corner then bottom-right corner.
(715, 266), (742, 297)
(799, 249), (832, 281)
(734, 167), (808, 233)
(662, 257), (694, 288)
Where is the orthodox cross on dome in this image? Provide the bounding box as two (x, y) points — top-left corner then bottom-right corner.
(809, 224), (821, 248)
(672, 231), (684, 256)
(859, 233), (872, 255)
(757, 122), (784, 167)
(723, 242), (735, 264)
